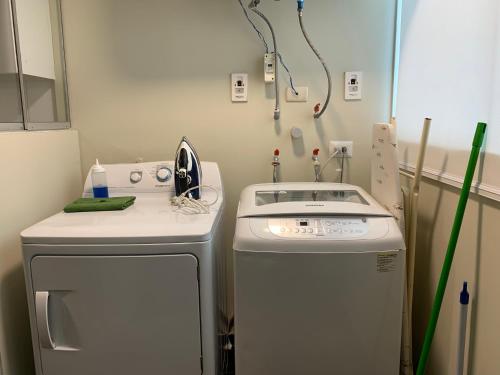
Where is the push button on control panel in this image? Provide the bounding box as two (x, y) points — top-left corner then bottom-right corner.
(268, 217), (369, 239)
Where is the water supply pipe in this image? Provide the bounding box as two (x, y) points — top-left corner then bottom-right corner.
(416, 122), (487, 375)
(312, 148), (321, 182)
(297, 0), (332, 119)
(272, 148), (280, 183)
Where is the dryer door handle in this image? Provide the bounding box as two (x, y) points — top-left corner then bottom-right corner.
(35, 291), (56, 350)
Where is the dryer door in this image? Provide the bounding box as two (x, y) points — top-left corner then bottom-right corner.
(30, 254), (202, 375)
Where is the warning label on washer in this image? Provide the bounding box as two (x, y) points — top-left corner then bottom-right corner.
(377, 253), (398, 273)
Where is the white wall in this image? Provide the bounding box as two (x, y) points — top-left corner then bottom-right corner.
(0, 130), (82, 375)
(403, 176), (500, 374)
(61, 0), (397, 313)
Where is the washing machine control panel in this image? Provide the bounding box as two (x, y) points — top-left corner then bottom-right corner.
(268, 217), (369, 239)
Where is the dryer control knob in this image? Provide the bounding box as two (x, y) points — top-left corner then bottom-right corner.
(156, 167), (172, 182)
(130, 172), (142, 184)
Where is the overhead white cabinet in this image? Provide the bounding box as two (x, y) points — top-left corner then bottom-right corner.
(14, 0), (55, 79)
(0, 0), (17, 73)
(30, 254), (203, 375)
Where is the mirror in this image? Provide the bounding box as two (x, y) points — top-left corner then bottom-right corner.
(0, 0), (23, 126)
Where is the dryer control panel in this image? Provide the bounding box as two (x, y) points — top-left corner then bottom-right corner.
(268, 217), (369, 239)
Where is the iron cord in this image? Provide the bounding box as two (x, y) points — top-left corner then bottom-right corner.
(170, 185), (219, 214)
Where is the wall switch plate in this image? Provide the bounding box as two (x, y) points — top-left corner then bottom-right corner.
(345, 71), (362, 100)
(231, 73), (248, 102)
(286, 86), (308, 102)
(264, 53), (275, 83)
(329, 141), (353, 157)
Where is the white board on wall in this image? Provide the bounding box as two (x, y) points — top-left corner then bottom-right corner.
(396, 0), (500, 193)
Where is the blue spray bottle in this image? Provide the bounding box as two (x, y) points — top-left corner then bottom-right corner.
(91, 159), (109, 198)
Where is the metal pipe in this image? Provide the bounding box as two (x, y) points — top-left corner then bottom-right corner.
(272, 149), (280, 183)
(249, 1), (280, 120)
(456, 282), (469, 375)
(416, 122), (487, 375)
(312, 148), (320, 182)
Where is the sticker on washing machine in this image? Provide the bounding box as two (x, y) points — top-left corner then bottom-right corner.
(377, 253), (398, 273)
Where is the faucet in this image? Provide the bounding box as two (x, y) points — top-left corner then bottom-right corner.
(272, 149), (280, 183)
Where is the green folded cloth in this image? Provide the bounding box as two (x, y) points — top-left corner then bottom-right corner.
(64, 196), (136, 213)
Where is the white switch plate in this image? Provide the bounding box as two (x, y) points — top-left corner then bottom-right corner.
(329, 141), (353, 158)
(286, 86), (308, 102)
(264, 53), (275, 83)
(345, 71), (362, 100)
(231, 73), (248, 102)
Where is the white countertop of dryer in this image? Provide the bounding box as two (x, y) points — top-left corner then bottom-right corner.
(22, 191), (223, 245)
(22, 160), (224, 245)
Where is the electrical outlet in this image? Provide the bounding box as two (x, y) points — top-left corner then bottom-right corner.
(329, 141), (353, 158)
(286, 87), (308, 102)
(345, 72), (362, 100)
(231, 73), (248, 102)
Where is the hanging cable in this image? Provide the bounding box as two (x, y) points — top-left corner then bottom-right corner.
(340, 152), (345, 183)
(238, 0), (299, 97)
(315, 150), (339, 182)
(277, 53), (298, 95)
(238, 0), (270, 53)
(297, 0), (332, 119)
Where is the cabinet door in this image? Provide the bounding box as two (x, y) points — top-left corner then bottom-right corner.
(0, 0), (23, 127)
(31, 255), (202, 375)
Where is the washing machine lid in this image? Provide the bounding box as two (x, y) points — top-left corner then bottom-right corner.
(237, 183), (391, 218)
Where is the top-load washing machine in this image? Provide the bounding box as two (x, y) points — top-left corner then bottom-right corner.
(233, 182), (405, 375)
(21, 161), (224, 375)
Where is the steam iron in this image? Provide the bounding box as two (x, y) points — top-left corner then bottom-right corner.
(175, 136), (202, 199)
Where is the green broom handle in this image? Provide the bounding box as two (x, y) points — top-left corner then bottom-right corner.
(416, 122), (487, 375)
